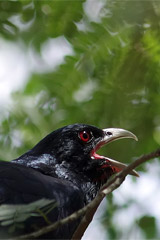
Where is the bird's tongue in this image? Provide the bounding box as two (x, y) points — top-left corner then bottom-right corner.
(91, 150), (105, 160)
(91, 151), (120, 172)
(91, 149), (139, 177)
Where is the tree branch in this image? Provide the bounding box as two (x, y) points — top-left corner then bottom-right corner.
(72, 148), (160, 239)
(11, 149), (160, 240)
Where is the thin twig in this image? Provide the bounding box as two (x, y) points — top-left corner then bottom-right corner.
(11, 149), (160, 240)
(72, 148), (160, 240)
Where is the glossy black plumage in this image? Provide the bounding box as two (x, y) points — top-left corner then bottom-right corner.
(0, 124), (133, 239)
(0, 162), (84, 239)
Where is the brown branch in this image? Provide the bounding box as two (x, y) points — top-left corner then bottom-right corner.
(72, 148), (160, 239)
(11, 149), (160, 240)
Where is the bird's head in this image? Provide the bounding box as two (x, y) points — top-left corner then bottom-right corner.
(28, 124), (138, 181)
(13, 123), (138, 204)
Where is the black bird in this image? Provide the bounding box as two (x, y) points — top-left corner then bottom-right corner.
(0, 124), (138, 239)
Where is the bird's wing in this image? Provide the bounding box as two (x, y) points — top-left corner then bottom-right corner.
(0, 161), (84, 238)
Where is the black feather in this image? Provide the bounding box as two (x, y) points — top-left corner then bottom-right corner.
(0, 124), (114, 239)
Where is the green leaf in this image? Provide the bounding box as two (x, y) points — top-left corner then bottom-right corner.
(138, 215), (156, 239)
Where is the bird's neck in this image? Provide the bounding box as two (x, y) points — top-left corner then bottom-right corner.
(47, 160), (102, 204)
(12, 153), (56, 174)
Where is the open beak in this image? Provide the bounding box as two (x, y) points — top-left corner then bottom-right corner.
(92, 128), (139, 177)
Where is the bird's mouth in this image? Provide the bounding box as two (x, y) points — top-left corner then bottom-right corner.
(91, 128), (139, 177)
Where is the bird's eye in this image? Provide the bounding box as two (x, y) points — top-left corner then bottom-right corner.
(79, 131), (91, 142)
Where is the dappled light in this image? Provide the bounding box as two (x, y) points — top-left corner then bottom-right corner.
(0, 0), (160, 239)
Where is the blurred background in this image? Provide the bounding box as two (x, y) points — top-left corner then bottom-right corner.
(0, 0), (160, 239)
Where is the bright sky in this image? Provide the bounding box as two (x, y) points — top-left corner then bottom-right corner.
(0, 36), (73, 110)
(0, 39), (30, 106)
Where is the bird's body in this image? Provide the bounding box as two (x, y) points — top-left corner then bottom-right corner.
(0, 161), (84, 239)
(0, 124), (138, 239)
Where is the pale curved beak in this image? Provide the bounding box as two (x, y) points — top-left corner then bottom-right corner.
(102, 128), (138, 143)
(100, 128), (139, 177)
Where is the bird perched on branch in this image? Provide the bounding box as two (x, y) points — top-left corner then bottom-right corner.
(0, 124), (138, 239)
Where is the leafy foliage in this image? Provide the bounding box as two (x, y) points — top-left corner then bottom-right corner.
(0, 0), (160, 239)
(138, 215), (156, 239)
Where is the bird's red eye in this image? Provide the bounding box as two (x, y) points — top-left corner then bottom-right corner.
(79, 131), (91, 142)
